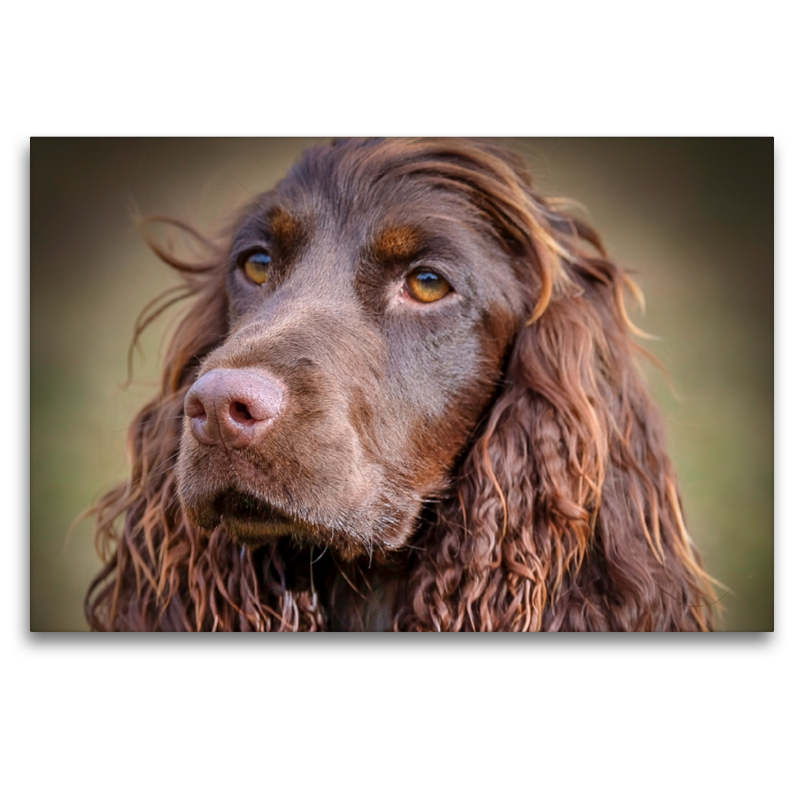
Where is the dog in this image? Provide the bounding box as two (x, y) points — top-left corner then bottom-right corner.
(86, 138), (716, 631)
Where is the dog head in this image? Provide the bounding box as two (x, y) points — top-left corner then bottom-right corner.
(176, 139), (539, 558)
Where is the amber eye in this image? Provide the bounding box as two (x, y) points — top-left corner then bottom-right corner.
(242, 251), (272, 285)
(404, 269), (452, 303)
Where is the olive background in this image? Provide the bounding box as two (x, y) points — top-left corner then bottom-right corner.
(30, 137), (773, 632)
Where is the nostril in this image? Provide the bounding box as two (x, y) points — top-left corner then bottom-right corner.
(229, 400), (256, 425)
(185, 394), (208, 421)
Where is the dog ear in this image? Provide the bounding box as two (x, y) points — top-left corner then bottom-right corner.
(86, 219), (326, 631)
(86, 219), (228, 629)
(397, 173), (718, 632)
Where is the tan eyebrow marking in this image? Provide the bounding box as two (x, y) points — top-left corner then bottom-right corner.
(268, 208), (303, 246)
(371, 226), (422, 263)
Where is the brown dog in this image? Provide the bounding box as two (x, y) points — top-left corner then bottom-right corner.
(86, 139), (716, 631)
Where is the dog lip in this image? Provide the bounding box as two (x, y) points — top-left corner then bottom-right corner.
(212, 490), (311, 543)
(214, 490), (292, 524)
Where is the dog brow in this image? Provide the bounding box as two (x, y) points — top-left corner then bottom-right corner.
(267, 207), (303, 247)
(370, 225), (422, 264)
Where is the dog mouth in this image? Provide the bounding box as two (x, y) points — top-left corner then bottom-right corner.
(210, 490), (313, 545)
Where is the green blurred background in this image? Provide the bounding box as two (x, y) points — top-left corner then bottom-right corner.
(30, 138), (773, 632)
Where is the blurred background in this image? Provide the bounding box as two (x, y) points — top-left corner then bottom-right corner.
(30, 138), (773, 632)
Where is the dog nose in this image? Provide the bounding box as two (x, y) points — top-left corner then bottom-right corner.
(184, 368), (285, 448)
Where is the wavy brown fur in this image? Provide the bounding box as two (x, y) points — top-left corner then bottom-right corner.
(86, 138), (716, 631)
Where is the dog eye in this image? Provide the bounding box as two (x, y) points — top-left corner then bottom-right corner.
(404, 269), (452, 303)
(241, 251), (272, 286)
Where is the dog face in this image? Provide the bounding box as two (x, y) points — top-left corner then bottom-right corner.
(176, 141), (529, 558)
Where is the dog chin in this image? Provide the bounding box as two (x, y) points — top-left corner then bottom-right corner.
(183, 489), (376, 559)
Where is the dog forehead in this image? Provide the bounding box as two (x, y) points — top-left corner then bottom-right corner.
(270, 143), (485, 232)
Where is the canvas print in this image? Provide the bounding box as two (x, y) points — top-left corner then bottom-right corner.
(30, 138), (773, 631)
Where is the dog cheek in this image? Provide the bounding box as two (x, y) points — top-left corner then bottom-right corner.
(404, 343), (506, 490)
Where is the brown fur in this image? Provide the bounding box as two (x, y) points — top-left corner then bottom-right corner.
(85, 138), (717, 631)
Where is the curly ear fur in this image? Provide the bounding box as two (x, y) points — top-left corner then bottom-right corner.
(85, 141), (716, 632)
(391, 153), (716, 631)
(394, 270), (716, 631)
(86, 222), (326, 631)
